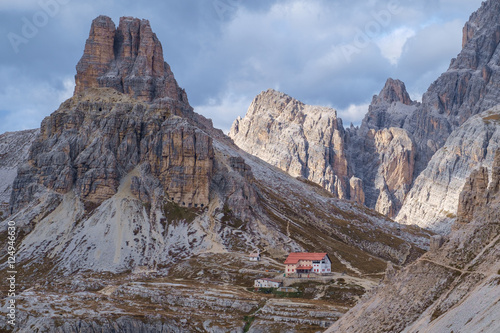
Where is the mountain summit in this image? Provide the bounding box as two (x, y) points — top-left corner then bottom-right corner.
(74, 15), (187, 103)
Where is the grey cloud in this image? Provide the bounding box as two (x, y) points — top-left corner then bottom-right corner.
(0, 0), (486, 135)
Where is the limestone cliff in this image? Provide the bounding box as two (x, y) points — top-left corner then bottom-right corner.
(0, 129), (38, 219)
(349, 125), (416, 218)
(10, 89), (213, 213)
(75, 16), (188, 103)
(230, 89), (350, 200)
(396, 107), (500, 233)
(230, 84), (417, 218)
(365, 0), (500, 174)
(326, 150), (500, 333)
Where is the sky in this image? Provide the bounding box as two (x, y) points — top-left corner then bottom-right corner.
(0, 0), (485, 134)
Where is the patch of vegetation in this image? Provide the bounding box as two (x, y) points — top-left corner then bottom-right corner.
(220, 204), (245, 229)
(83, 200), (101, 218)
(430, 307), (444, 321)
(243, 315), (255, 332)
(323, 281), (366, 306)
(250, 287), (303, 298)
(289, 281), (324, 299)
(142, 202), (151, 215)
(162, 201), (198, 223)
(441, 210), (456, 219)
(296, 177), (335, 198)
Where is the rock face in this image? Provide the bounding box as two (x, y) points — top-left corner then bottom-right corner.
(10, 89), (213, 211)
(230, 89), (350, 199)
(350, 80), (417, 218)
(0, 129), (38, 218)
(326, 149), (500, 333)
(456, 161), (491, 226)
(396, 107), (500, 233)
(351, 126), (416, 218)
(349, 176), (364, 205)
(367, 1), (500, 174)
(362, 0), (500, 229)
(75, 16), (187, 103)
(230, 84), (417, 217)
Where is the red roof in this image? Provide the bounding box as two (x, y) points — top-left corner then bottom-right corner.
(284, 252), (328, 264)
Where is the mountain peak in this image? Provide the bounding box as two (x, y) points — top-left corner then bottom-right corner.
(462, 0), (500, 49)
(373, 78), (413, 106)
(74, 15), (188, 103)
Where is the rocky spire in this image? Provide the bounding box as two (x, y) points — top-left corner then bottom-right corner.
(359, 78), (415, 132)
(373, 78), (413, 106)
(74, 16), (188, 104)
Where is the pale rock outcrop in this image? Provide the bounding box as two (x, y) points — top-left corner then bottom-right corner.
(231, 83), (417, 217)
(396, 107), (500, 234)
(349, 125), (416, 218)
(349, 176), (364, 204)
(352, 0), (500, 225)
(429, 234), (444, 252)
(326, 149), (500, 333)
(349, 79), (417, 217)
(229, 89), (350, 199)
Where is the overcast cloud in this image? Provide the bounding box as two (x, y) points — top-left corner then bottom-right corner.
(0, 0), (484, 134)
